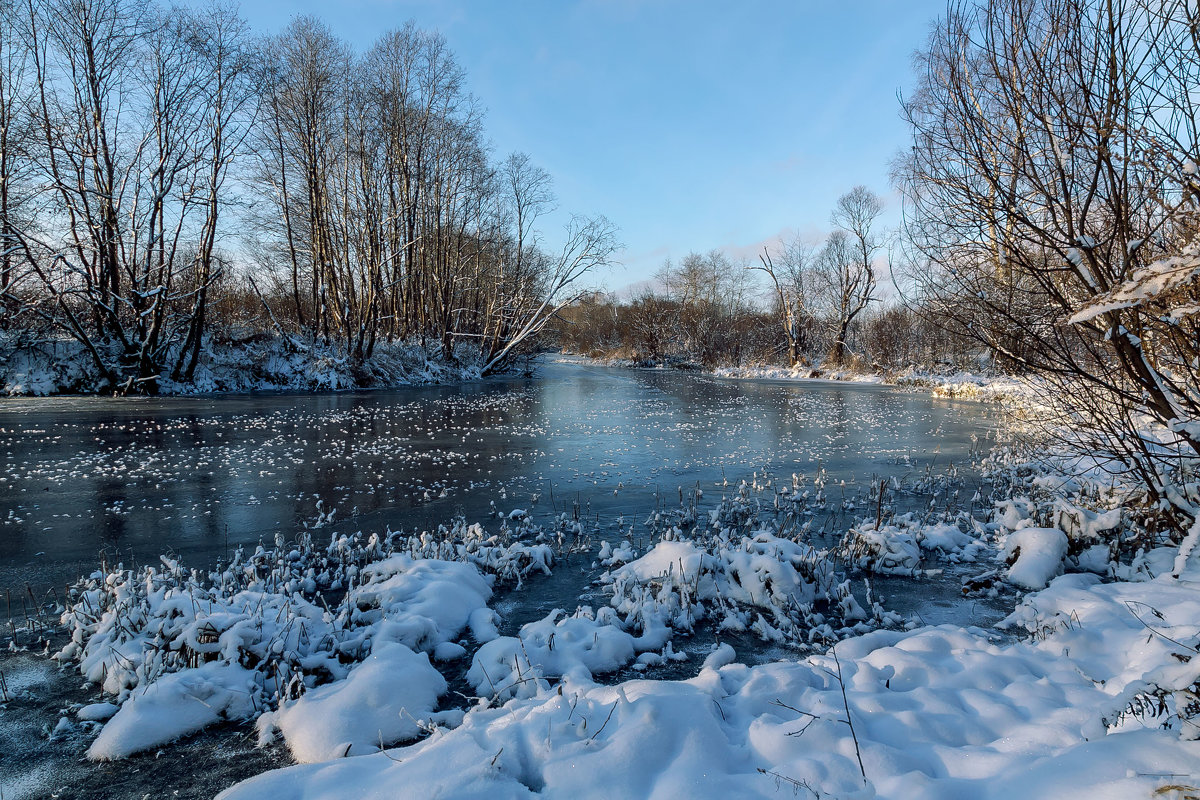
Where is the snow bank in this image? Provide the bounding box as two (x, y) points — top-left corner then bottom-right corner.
(89, 663), (258, 760)
(600, 501), (906, 652)
(839, 514), (985, 575)
(56, 518), (560, 760)
(219, 556), (1200, 799)
(893, 368), (1044, 406)
(468, 609), (636, 701)
(0, 334), (482, 396)
(711, 364), (884, 384)
(264, 643), (446, 763)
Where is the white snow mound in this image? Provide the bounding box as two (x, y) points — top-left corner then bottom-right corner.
(1001, 527), (1069, 589)
(265, 642), (446, 763)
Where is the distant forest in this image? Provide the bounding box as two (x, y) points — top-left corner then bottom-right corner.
(550, 186), (977, 374)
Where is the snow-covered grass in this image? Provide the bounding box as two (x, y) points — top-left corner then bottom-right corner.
(891, 368), (1044, 405)
(838, 512), (987, 576)
(0, 333), (482, 396)
(217, 549), (1200, 799)
(53, 516), (564, 761)
(599, 502), (905, 652)
(49, 487), (950, 768)
(712, 363), (885, 384)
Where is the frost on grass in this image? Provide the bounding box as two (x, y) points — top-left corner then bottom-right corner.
(55, 517), (561, 761)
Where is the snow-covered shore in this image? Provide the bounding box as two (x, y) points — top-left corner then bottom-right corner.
(207, 490), (1200, 799)
(219, 552), (1200, 799)
(713, 364), (1043, 404)
(558, 354), (1042, 406)
(0, 335), (482, 396)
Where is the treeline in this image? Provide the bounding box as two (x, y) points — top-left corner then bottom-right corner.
(552, 187), (977, 372)
(0, 0), (615, 392)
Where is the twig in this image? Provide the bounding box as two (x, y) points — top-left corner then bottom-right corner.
(756, 768), (820, 798)
(589, 701), (617, 741)
(1124, 601), (1198, 654)
(832, 649), (867, 783)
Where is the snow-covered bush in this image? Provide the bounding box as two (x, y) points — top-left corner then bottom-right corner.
(55, 517), (561, 760)
(601, 498), (905, 653)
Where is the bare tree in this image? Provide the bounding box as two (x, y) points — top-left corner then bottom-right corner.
(0, 5), (621, 390)
(5, 0), (226, 390)
(811, 186), (883, 364)
(482, 215), (618, 374)
(897, 0), (1200, 536)
(173, 0), (257, 382)
(756, 236), (816, 366)
(0, 0), (34, 310)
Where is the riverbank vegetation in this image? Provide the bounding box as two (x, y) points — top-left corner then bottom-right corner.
(0, 1), (616, 394)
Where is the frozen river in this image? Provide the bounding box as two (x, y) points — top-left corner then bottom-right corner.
(0, 359), (1001, 595)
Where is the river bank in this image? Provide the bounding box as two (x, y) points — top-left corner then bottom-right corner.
(0, 335), (485, 397)
(560, 354), (1042, 406)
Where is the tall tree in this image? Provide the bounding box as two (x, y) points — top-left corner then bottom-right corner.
(815, 186), (884, 364)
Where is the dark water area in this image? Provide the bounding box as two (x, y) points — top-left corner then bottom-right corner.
(0, 359), (1002, 595)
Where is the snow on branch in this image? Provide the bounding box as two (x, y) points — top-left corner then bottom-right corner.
(1069, 243), (1200, 325)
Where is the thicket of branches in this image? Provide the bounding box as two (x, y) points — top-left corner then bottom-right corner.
(896, 0), (1200, 542)
(552, 186), (978, 371)
(0, 0), (616, 392)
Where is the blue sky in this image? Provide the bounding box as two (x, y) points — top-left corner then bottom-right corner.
(232, 0), (945, 292)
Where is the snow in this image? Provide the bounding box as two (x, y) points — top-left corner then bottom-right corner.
(468, 609), (637, 701)
(75, 702), (119, 722)
(1000, 527), (1069, 589)
(1069, 241), (1200, 324)
(262, 642), (447, 763)
(711, 364), (885, 384)
(88, 663), (258, 760)
(219, 553), (1200, 799)
(0, 334), (482, 396)
(53, 520), (557, 760)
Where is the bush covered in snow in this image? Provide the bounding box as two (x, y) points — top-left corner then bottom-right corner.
(54, 517), (562, 760)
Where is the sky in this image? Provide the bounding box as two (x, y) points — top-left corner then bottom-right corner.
(230, 0), (946, 293)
